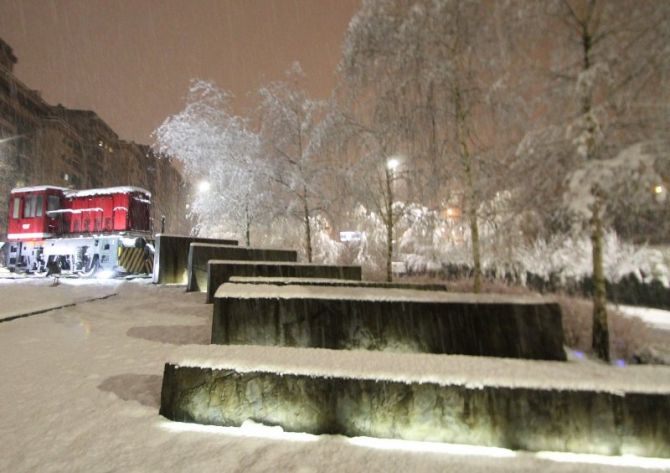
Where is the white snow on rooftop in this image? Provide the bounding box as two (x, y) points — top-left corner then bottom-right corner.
(10, 185), (69, 194)
(65, 186), (151, 198)
(169, 344), (670, 395)
(215, 282), (550, 304)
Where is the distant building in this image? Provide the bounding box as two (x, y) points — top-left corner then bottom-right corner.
(0, 37), (190, 238)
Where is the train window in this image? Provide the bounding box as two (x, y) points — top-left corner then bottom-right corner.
(35, 195), (43, 217)
(23, 195), (35, 218)
(47, 195), (60, 212)
(12, 197), (20, 219)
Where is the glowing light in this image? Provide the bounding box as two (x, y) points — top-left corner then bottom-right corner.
(387, 158), (400, 170)
(158, 420), (318, 443)
(197, 180), (211, 193)
(347, 436), (516, 458)
(536, 451), (670, 469)
(654, 185), (664, 195)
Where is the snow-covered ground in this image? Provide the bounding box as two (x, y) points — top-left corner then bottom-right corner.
(1, 280), (669, 472)
(0, 275), (121, 321)
(616, 305), (670, 332)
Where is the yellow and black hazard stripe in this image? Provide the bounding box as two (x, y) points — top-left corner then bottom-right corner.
(117, 247), (154, 274)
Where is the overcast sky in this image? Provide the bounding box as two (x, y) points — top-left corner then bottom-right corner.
(0, 0), (359, 144)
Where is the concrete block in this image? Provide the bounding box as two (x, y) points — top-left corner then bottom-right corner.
(187, 244), (298, 293)
(206, 261), (362, 303)
(160, 345), (670, 458)
(152, 234), (238, 284)
(228, 276), (447, 291)
(212, 283), (566, 361)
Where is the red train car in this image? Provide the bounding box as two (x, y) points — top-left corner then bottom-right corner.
(4, 185), (153, 275)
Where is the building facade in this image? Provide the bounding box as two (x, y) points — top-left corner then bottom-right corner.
(0, 38), (190, 239)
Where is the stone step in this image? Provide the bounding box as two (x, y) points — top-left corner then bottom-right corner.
(212, 283), (566, 360)
(160, 345), (670, 458)
(206, 261), (362, 303)
(228, 276), (448, 291)
(152, 234), (238, 284)
(187, 244), (298, 293)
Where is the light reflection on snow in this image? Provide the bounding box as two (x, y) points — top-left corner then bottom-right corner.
(158, 419), (318, 442)
(536, 451), (670, 470)
(347, 436), (517, 458)
(160, 421), (670, 469)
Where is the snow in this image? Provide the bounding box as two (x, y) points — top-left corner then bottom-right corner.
(215, 282), (551, 304)
(0, 280), (668, 472)
(227, 276), (443, 289)
(11, 185), (69, 194)
(0, 277), (120, 321)
(209, 259), (358, 268)
(169, 344), (670, 395)
(615, 305), (670, 332)
(65, 186), (151, 198)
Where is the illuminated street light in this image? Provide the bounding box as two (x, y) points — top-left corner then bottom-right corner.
(387, 157), (400, 170)
(197, 180), (211, 193)
(654, 185), (664, 195)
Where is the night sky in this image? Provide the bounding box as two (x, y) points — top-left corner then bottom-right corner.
(0, 0), (360, 144)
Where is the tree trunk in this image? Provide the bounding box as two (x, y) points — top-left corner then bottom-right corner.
(385, 167), (394, 282)
(591, 187), (609, 361)
(245, 204), (251, 247)
(578, 6), (609, 361)
(302, 192), (312, 263)
(454, 83), (482, 293)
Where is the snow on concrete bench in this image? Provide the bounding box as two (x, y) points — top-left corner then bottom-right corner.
(206, 261), (363, 303)
(186, 244), (298, 293)
(212, 283), (566, 360)
(227, 276), (448, 291)
(153, 235), (238, 285)
(160, 345), (670, 458)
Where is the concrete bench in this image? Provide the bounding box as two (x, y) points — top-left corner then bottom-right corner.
(160, 345), (670, 458)
(206, 261), (362, 303)
(152, 235), (238, 284)
(187, 244), (298, 293)
(228, 276), (447, 291)
(212, 283), (566, 360)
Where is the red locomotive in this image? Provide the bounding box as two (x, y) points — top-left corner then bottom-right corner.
(3, 185), (153, 276)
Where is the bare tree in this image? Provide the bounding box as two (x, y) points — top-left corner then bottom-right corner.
(257, 63), (333, 262)
(154, 80), (268, 245)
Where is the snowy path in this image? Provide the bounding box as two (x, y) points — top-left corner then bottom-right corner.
(0, 277), (121, 321)
(0, 281), (668, 472)
(615, 305), (670, 332)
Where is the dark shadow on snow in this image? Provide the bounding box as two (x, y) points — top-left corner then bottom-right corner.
(98, 374), (163, 408)
(126, 324), (210, 345)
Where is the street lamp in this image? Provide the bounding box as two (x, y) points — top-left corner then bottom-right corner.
(197, 180), (211, 193)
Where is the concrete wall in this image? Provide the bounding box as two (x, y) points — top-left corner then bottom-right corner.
(212, 285), (566, 360)
(187, 244), (298, 292)
(206, 262), (362, 303)
(228, 276), (447, 291)
(160, 364), (670, 458)
(153, 235), (238, 284)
